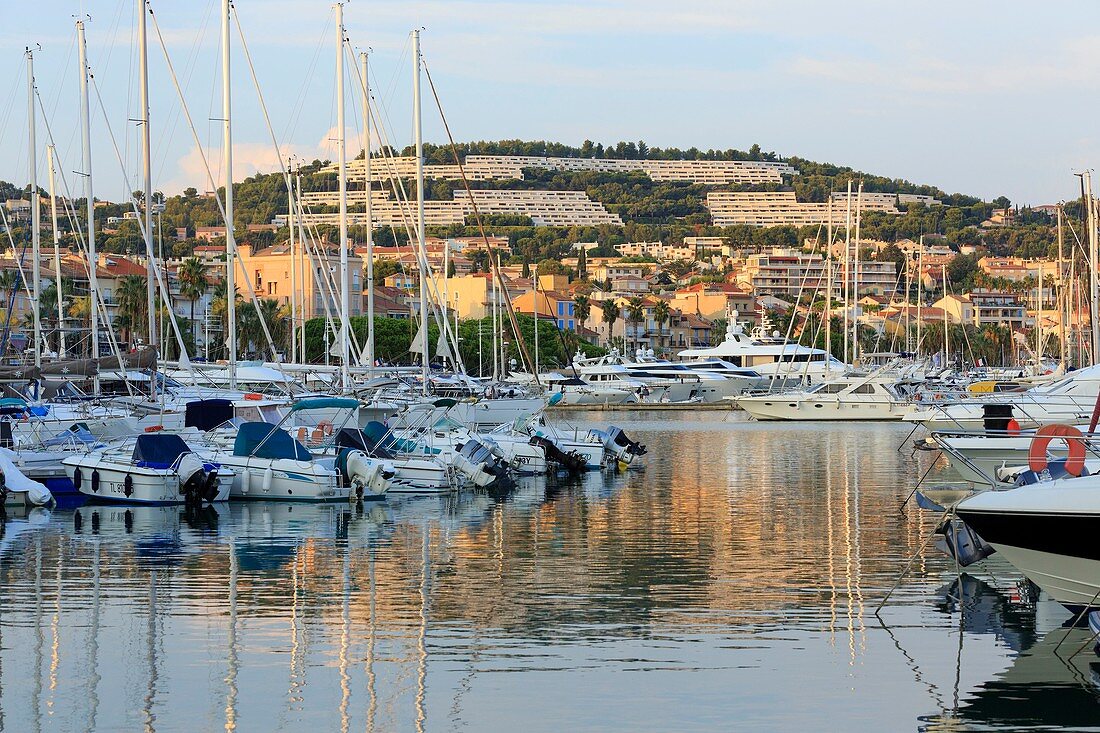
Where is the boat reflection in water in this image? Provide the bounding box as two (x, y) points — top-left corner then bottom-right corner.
(3, 416), (1100, 730)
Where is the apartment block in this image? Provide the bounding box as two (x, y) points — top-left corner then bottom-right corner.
(708, 191), (906, 227)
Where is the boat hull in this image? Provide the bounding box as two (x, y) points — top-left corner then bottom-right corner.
(64, 460), (232, 505)
(737, 396), (908, 421)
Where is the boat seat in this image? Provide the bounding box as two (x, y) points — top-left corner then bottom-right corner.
(297, 427), (308, 443)
(311, 427), (325, 444)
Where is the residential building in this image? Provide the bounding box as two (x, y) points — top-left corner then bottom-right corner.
(195, 226), (227, 242)
(237, 241), (363, 320)
(737, 248), (827, 296)
(708, 191), (908, 227)
(511, 289), (577, 332)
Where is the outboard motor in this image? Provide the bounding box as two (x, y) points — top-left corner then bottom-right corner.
(934, 517), (995, 567)
(593, 426), (647, 468)
(177, 453), (219, 506)
(529, 434), (586, 475)
(454, 439), (510, 489)
(336, 448), (395, 500)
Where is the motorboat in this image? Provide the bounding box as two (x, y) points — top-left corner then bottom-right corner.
(904, 363), (1100, 431)
(677, 310), (848, 386)
(955, 460), (1100, 610)
(542, 373), (639, 406)
(736, 372), (913, 421)
(335, 425), (454, 494)
(204, 397), (394, 501)
(62, 432), (232, 505)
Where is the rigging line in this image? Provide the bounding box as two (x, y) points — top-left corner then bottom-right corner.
(148, 6), (285, 368)
(32, 97), (136, 393)
(232, 2), (366, 364)
(90, 74), (193, 369)
(421, 57), (536, 380)
(153, 0), (218, 186)
(280, 7), (332, 146)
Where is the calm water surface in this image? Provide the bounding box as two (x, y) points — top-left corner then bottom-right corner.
(2, 412), (1099, 732)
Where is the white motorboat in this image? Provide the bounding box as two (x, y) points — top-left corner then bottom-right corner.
(956, 471), (1100, 610)
(543, 374), (639, 406)
(736, 372), (913, 421)
(336, 423), (455, 494)
(905, 363), (1100, 430)
(63, 432), (232, 505)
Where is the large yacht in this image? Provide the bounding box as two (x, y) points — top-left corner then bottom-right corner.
(677, 310), (847, 387)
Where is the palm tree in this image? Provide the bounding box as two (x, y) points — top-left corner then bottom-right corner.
(652, 299), (671, 352)
(177, 256), (208, 341)
(237, 298), (289, 358)
(600, 298), (619, 347)
(114, 274), (149, 345)
(626, 296), (645, 351)
(573, 294), (591, 327)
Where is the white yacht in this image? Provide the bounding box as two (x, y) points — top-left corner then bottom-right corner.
(905, 363), (1100, 431)
(736, 372), (913, 421)
(678, 311), (847, 387)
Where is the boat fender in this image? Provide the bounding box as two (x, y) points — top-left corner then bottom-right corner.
(1006, 418), (1021, 436)
(73, 467), (82, 490)
(262, 467), (273, 494)
(91, 470), (100, 494)
(1029, 424), (1086, 477)
(124, 474), (134, 498)
(241, 467), (250, 493)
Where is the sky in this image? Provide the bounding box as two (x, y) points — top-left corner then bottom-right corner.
(2, 0), (1099, 205)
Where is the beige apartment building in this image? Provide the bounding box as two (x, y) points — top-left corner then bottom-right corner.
(329, 154), (798, 185)
(237, 242), (363, 319)
(708, 191), (910, 227)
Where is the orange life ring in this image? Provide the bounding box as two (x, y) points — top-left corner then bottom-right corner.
(144, 425), (164, 432)
(244, 393), (264, 401)
(1028, 424), (1086, 476)
(1006, 418), (1021, 436)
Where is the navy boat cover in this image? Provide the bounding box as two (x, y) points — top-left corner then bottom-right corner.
(233, 421), (311, 461)
(133, 433), (192, 469)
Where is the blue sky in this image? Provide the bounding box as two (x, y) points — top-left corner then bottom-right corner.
(3, 0), (1098, 205)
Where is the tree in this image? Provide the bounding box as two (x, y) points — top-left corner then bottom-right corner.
(626, 296), (645, 350)
(536, 258), (564, 276)
(601, 298), (619, 346)
(577, 246), (588, 279)
(573, 294), (591, 326)
(652, 299), (670, 351)
(521, 259), (531, 278)
(115, 274), (149, 344)
(177, 256), (208, 342)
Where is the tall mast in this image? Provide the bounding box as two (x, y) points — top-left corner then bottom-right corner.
(843, 180), (852, 364)
(942, 263), (949, 365)
(47, 146), (65, 357)
(824, 197), (832, 357)
(222, 0), (237, 389)
(335, 3), (351, 392)
(360, 51), (375, 377)
(916, 236), (923, 357)
(287, 159), (296, 364)
(295, 168), (308, 362)
(1058, 205), (1067, 368)
(27, 48), (41, 369)
(1087, 173), (1100, 363)
(77, 21), (100, 383)
(412, 29), (429, 394)
(852, 181), (862, 366)
(139, 0), (156, 353)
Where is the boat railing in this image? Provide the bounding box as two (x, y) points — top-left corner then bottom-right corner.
(929, 427), (1100, 487)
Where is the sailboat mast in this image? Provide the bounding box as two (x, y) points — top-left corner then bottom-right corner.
(942, 263), (949, 365)
(335, 3), (351, 392)
(1058, 205), (1067, 368)
(852, 181), (862, 366)
(27, 48), (41, 369)
(288, 160), (297, 364)
(222, 0), (237, 389)
(916, 236), (923, 356)
(824, 197), (832, 357)
(47, 146), (65, 357)
(1088, 173), (1100, 363)
(139, 0), (156, 353)
(361, 51), (375, 377)
(77, 21), (100, 386)
(295, 168), (308, 362)
(843, 180), (852, 364)
(412, 29), (429, 394)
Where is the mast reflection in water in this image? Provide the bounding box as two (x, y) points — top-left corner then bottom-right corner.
(2, 414), (1099, 731)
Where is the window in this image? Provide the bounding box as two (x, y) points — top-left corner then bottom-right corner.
(268, 282), (277, 295)
(557, 301), (565, 316)
(255, 271), (262, 288)
(852, 384), (875, 394)
(568, 320), (574, 330)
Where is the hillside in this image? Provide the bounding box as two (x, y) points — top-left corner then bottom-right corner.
(0, 140), (1071, 263)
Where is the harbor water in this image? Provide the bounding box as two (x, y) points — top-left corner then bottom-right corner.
(2, 413), (1098, 731)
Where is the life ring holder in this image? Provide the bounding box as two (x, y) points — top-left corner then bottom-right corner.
(1028, 424), (1086, 477)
